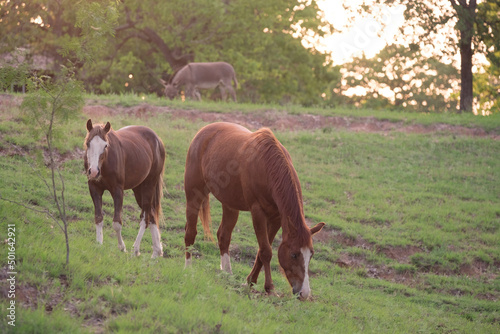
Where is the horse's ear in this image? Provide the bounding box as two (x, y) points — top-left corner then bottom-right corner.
(310, 222), (325, 236)
(104, 122), (111, 133)
(86, 119), (93, 132)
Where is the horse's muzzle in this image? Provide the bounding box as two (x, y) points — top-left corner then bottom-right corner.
(87, 167), (100, 180)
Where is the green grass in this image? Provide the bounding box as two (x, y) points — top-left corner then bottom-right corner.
(0, 94), (499, 333)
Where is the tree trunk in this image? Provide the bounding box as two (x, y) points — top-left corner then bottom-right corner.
(450, 0), (477, 113)
(459, 33), (473, 113)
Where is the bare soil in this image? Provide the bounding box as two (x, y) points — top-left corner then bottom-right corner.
(83, 103), (500, 139)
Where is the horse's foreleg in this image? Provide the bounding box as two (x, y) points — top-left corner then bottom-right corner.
(133, 212), (146, 256)
(218, 205), (239, 274)
(89, 184), (104, 244)
(248, 205), (274, 293)
(111, 188), (127, 252)
(247, 216), (280, 286)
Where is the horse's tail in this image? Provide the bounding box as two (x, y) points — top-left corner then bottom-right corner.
(199, 194), (214, 242)
(152, 138), (165, 227)
(152, 169), (164, 227)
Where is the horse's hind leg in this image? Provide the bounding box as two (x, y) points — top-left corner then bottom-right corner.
(184, 183), (209, 268)
(133, 185), (163, 258)
(149, 219), (163, 259)
(218, 205), (239, 274)
(133, 212), (146, 256)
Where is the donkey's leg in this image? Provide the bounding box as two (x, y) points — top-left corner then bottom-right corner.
(219, 86), (228, 101)
(133, 212), (146, 256)
(89, 184), (105, 244)
(194, 89), (202, 101)
(248, 205), (274, 293)
(226, 85), (236, 102)
(217, 205), (239, 274)
(111, 188), (127, 252)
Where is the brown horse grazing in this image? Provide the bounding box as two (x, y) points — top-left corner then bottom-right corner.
(184, 122), (325, 300)
(84, 119), (165, 258)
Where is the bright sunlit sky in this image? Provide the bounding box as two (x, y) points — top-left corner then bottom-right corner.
(316, 0), (406, 65)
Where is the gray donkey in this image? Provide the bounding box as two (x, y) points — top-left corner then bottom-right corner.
(160, 62), (238, 102)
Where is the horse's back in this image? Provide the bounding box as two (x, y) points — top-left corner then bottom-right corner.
(112, 125), (165, 189)
(185, 122), (269, 211)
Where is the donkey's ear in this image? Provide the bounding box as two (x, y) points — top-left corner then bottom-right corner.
(86, 119), (93, 132)
(104, 122), (111, 133)
(310, 222), (325, 236)
(159, 78), (167, 86)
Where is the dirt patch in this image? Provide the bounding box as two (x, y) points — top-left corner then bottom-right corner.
(81, 103), (500, 139)
(2, 94), (497, 138)
(381, 245), (423, 263)
(312, 229), (499, 299)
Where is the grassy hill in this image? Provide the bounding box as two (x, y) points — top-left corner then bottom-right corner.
(1, 94), (499, 333)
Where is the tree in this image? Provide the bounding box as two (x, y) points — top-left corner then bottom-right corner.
(475, 0), (500, 113)
(450, 0), (476, 113)
(86, 0), (337, 104)
(339, 44), (459, 111)
(340, 0), (493, 113)
(19, 68), (84, 267)
(0, 0), (119, 266)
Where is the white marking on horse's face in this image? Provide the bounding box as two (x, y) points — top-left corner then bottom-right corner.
(87, 136), (108, 179)
(299, 247), (312, 300)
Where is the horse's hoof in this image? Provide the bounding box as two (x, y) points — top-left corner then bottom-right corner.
(151, 252), (163, 259)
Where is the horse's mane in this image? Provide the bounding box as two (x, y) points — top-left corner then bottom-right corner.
(251, 128), (310, 244)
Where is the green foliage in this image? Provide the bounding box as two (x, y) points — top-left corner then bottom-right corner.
(0, 65), (29, 92)
(21, 68), (84, 141)
(476, 0), (500, 113)
(339, 44), (459, 111)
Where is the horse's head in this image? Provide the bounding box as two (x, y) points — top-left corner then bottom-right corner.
(159, 78), (179, 100)
(84, 119), (111, 181)
(278, 221), (325, 300)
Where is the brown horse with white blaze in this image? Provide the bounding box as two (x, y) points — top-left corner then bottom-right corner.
(84, 119), (165, 258)
(184, 122), (325, 300)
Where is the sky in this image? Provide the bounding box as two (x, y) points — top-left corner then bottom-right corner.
(315, 0), (406, 65)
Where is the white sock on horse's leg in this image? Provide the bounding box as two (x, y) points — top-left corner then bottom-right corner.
(133, 217), (146, 256)
(150, 224), (163, 259)
(96, 220), (104, 244)
(220, 253), (232, 274)
(113, 221), (127, 252)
